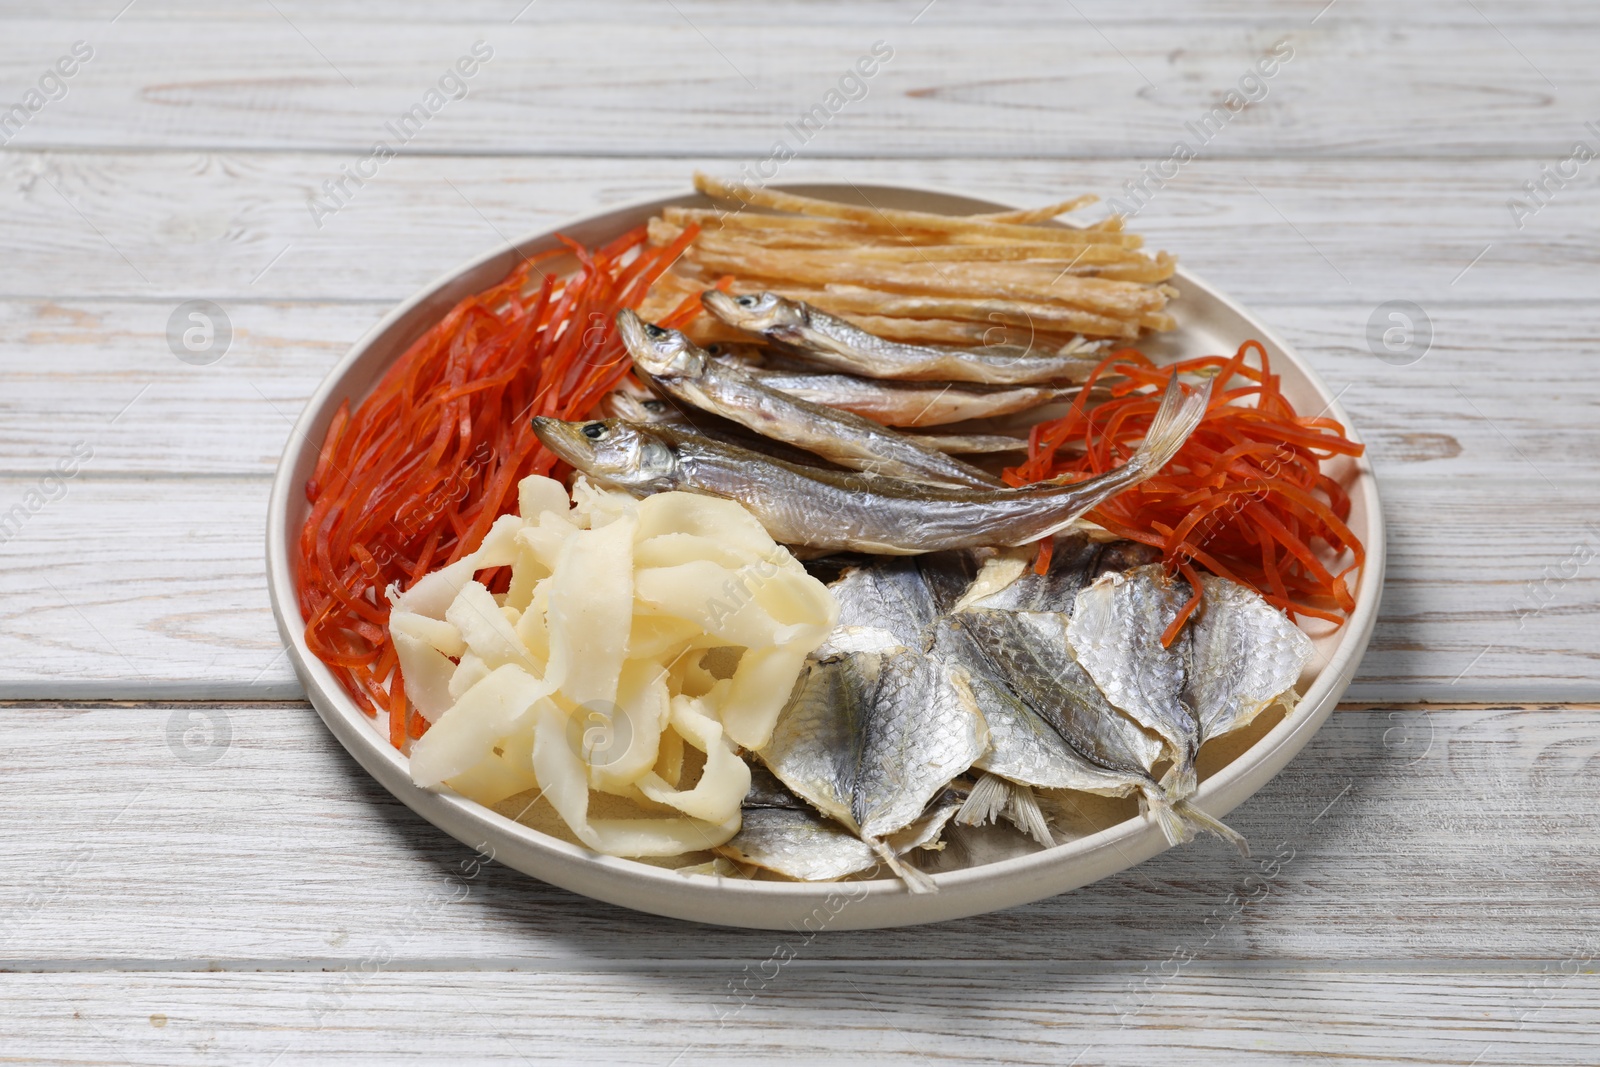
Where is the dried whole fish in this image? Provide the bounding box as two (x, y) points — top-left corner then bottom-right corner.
(618, 310), (1000, 488)
(712, 361), (1080, 429)
(757, 647), (987, 892)
(529, 375), (1208, 555)
(703, 290), (1103, 386)
(599, 389), (842, 470)
(907, 432), (1029, 455)
(630, 383), (1029, 456)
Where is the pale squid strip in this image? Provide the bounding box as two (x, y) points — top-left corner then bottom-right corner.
(446, 580), (532, 671)
(409, 664), (558, 788)
(714, 643), (821, 751)
(531, 699), (738, 857)
(635, 696), (753, 823)
(447, 651), (492, 702)
(446, 725), (539, 807)
(584, 659), (671, 793)
(544, 512), (636, 709)
(395, 475), (835, 859)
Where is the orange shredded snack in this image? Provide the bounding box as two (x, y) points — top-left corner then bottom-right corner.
(297, 225), (706, 732)
(1005, 341), (1366, 644)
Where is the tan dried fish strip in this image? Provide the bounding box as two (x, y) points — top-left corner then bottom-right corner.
(695, 173), (1140, 248)
(683, 244), (1168, 317)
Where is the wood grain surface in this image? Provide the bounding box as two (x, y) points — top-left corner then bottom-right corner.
(1, 1), (1595, 1063)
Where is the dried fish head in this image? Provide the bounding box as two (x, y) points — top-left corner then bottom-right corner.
(616, 309), (708, 379)
(529, 417), (676, 495)
(702, 289), (806, 335)
(602, 391), (677, 423)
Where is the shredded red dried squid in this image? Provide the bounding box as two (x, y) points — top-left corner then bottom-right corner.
(1005, 340), (1366, 645)
(297, 225), (708, 742)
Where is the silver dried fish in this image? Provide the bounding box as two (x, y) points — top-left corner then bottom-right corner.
(529, 375), (1207, 554)
(619, 310), (1000, 488)
(703, 290), (1102, 386)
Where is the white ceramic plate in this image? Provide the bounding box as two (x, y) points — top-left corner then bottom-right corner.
(266, 183), (1383, 930)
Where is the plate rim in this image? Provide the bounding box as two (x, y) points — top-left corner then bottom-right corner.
(266, 179), (1386, 929)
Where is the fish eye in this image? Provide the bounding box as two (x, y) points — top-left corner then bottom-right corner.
(643, 400), (666, 413)
(581, 422), (608, 440)
(706, 344), (723, 355)
(736, 294), (759, 308)
(643, 323), (667, 340)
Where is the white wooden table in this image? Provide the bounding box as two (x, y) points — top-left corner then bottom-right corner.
(3, 2), (1596, 1062)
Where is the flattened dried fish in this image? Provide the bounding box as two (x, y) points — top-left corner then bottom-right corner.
(1066, 564), (1200, 797)
(719, 808), (881, 881)
(823, 557), (940, 652)
(717, 767), (882, 881)
(962, 534), (1106, 612)
(916, 550), (985, 614)
(935, 610), (1197, 846)
(703, 290), (1102, 386)
(758, 648), (987, 891)
(1185, 574), (1315, 746)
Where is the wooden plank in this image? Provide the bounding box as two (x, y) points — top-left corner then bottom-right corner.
(1, 969), (1598, 1066)
(0, 154), (1587, 303)
(20, 0), (1600, 26)
(2, 281), (1596, 699)
(0, 6), (1592, 158)
(3, 703), (1599, 963)
(0, 471), (1593, 700)
(0, 298), (1590, 478)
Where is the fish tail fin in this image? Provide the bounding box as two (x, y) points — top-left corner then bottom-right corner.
(869, 837), (938, 894)
(1045, 375), (1207, 489)
(955, 771), (1011, 828)
(1140, 786), (1192, 847)
(1126, 375), (1211, 477)
(1159, 757), (1199, 802)
(1029, 377), (1209, 542)
(1175, 801), (1250, 857)
(956, 773), (1054, 848)
(1003, 781), (1054, 847)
